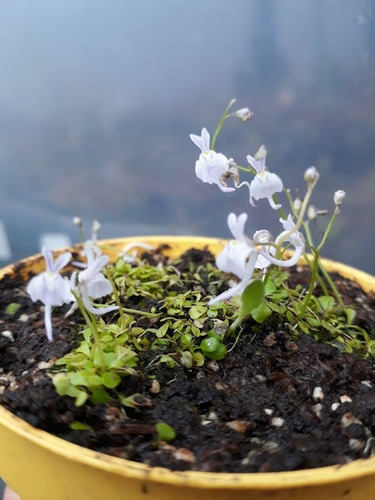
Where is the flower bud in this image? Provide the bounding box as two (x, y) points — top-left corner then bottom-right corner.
(234, 107), (254, 122)
(293, 197), (302, 213)
(73, 216), (82, 227)
(307, 205), (318, 220)
(304, 166), (319, 184)
(228, 98), (237, 108)
(92, 220), (101, 233)
(334, 190), (346, 206)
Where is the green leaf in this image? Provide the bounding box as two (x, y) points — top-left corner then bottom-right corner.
(205, 343), (227, 360)
(75, 391), (89, 407)
(345, 308), (356, 325)
(91, 388), (111, 404)
(306, 317), (321, 327)
(192, 352), (204, 366)
(298, 320), (310, 334)
(200, 337), (219, 353)
(102, 372), (122, 389)
(6, 302), (20, 315)
(318, 296), (335, 312)
(239, 280), (265, 320)
(251, 302), (272, 324)
(155, 422), (176, 442)
(189, 305), (206, 320)
(69, 421), (91, 431)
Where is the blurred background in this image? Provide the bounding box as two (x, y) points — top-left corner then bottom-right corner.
(0, 0), (374, 272)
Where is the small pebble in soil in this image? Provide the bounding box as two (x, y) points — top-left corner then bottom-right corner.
(271, 417), (285, 427)
(340, 395), (352, 403)
(361, 380), (372, 388)
(1, 330), (14, 341)
(312, 386), (324, 401)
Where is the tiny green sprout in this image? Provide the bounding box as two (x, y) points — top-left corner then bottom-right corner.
(6, 302), (21, 315)
(70, 421), (92, 431)
(155, 422), (176, 442)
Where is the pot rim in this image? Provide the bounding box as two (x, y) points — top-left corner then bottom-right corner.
(1, 235), (375, 491)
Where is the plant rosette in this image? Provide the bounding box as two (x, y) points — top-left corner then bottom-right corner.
(1, 101), (375, 499)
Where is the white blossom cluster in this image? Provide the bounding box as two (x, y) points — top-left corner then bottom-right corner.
(190, 104), (345, 305)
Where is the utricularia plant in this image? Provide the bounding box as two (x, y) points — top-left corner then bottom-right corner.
(190, 99), (348, 327)
(24, 100), (368, 408)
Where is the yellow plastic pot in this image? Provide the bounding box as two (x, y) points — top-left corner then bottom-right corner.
(1, 236), (375, 500)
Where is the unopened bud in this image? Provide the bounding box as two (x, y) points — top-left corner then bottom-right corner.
(228, 98), (237, 108)
(73, 216), (82, 227)
(304, 166), (319, 184)
(293, 197), (302, 213)
(92, 220), (101, 233)
(334, 190), (346, 206)
(307, 205), (318, 220)
(234, 107), (254, 122)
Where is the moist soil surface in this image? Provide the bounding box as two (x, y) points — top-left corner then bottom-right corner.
(1, 248), (375, 473)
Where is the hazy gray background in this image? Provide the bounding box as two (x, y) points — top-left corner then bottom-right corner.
(0, 0), (374, 272)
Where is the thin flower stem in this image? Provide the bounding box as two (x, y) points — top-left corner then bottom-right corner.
(122, 307), (161, 318)
(73, 293), (106, 370)
(317, 211), (338, 252)
(303, 252), (329, 296)
(315, 210), (344, 306)
(298, 249), (320, 317)
(210, 100), (236, 150)
(237, 165), (252, 173)
(105, 270), (129, 329)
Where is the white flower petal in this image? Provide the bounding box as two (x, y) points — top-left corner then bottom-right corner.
(227, 213), (248, 243)
(44, 305), (53, 342)
(209, 250), (258, 305)
(190, 128), (210, 153)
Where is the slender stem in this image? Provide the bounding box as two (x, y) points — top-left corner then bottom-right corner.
(105, 270), (129, 329)
(73, 293), (106, 370)
(210, 100), (236, 150)
(122, 307), (161, 318)
(317, 211), (338, 252)
(237, 165), (252, 173)
(317, 260), (344, 306)
(298, 249), (320, 317)
(303, 252), (329, 296)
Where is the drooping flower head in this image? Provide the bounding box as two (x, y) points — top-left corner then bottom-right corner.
(190, 128), (238, 193)
(243, 145), (283, 210)
(209, 213), (258, 305)
(27, 247), (74, 341)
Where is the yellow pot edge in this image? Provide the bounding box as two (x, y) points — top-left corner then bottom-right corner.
(1, 235), (375, 491)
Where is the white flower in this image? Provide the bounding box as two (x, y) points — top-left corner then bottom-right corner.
(73, 248), (118, 316)
(209, 213), (258, 305)
(27, 247), (74, 341)
(261, 215), (305, 268)
(243, 145), (283, 210)
(190, 128), (238, 193)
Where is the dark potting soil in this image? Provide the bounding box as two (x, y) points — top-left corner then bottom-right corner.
(1, 248), (375, 473)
